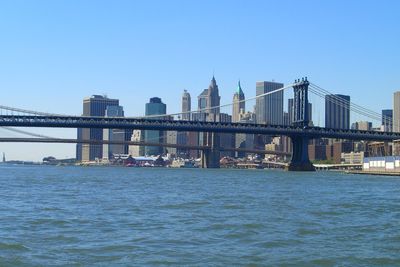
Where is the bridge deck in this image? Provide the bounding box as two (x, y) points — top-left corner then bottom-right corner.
(0, 115), (400, 141)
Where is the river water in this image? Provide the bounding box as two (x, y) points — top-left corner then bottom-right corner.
(0, 165), (399, 266)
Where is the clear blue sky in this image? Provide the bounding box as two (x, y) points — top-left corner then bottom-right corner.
(1, 0), (399, 160)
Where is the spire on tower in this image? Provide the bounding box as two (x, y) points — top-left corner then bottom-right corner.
(235, 79), (244, 96)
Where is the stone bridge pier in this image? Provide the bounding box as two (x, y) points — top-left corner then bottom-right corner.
(286, 135), (315, 171)
(201, 132), (220, 168)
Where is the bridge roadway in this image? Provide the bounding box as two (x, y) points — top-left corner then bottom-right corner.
(1, 115), (400, 141)
(0, 137), (291, 156)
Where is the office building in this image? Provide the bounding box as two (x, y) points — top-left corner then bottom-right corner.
(77, 95), (119, 162)
(102, 105), (125, 161)
(256, 81), (284, 125)
(144, 97), (167, 156)
(235, 111), (256, 158)
(129, 130), (145, 157)
(382, 109), (393, 132)
(232, 80), (245, 123)
(219, 113), (235, 157)
(325, 94), (350, 129)
(177, 90), (191, 157)
(351, 121), (372, 131)
(181, 90), (191, 121)
(166, 131), (177, 155)
(206, 76), (221, 119)
(394, 92), (400, 132)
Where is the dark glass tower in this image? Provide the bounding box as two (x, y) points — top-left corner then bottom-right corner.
(382, 109), (393, 132)
(325, 94), (350, 129)
(144, 97), (167, 156)
(77, 95), (119, 161)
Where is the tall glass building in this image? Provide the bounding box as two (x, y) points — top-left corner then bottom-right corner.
(103, 106), (125, 160)
(77, 95), (119, 162)
(144, 97), (167, 156)
(382, 109), (393, 132)
(325, 94), (350, 129)
(255, 81), (284, 125)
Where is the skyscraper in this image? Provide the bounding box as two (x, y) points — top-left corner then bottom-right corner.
(144, 97), (167, 156)
(181, 90), (191, 121)
(77, 95), (119, 162)
(325, 94), (350, 129)
(206, 76), (221, 120)
(232, 80), (245, 123)
(129, 130), (144, 157)
(393, 92), (400, 133)
(394, 92), (400, 132)
(235, 111), (256, 158)
(102, 105), (125, 161)
(255, 81), (284, 125)
(288, 98), (294, 125)
(382, 109), (393, 132)
(178, 90), (191, 157)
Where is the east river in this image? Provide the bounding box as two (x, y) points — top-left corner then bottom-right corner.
(0, 165), (399, 266)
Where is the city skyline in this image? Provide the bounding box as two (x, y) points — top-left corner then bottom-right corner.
(1, 0), (399, 161)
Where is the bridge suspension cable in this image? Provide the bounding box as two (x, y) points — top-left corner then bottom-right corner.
(0, 127), (58, 139)
(134, 82), (295, 119)
(0, 83), (295, 120)
(0, 105), (65, 117)
(310, 83), (391, 122)
(309, 83), (392, 128)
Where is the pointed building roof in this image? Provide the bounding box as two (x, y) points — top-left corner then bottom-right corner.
(236, 80), (244, 96)
(209, 75), (217, 89)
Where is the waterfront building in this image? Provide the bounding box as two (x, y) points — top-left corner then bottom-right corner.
(77, 95), (119, 162)
(382, 109), (393, 132)
(232, 80), (245, 123)
(144, 97), (167, 156)
(255, 81), (284, 125)
(341, 151), (364, 164)
(325, 94), (350, 129)
(102, 105), (125, 161)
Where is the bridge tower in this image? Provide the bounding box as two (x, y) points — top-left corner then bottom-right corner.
(287, 77), (315, 171)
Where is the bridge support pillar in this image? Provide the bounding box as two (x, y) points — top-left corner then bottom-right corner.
(286, 136), (315, 171)
(200, 132), (220, 168)
(201, 149), (220, 168)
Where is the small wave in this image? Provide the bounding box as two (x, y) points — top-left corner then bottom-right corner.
(0, 242), (30, 251)
(297, 228), (321, 236)
(160, 201), (210, 209)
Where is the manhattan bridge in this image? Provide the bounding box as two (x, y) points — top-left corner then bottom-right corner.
(0, 78), (397, 171)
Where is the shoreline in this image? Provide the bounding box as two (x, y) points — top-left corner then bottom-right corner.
(346, 170), (400, 176)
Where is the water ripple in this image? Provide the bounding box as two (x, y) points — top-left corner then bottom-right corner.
(0, 166), (399, 265)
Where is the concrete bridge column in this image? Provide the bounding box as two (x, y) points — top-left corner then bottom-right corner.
(286, 135), (315, 171)
(200, 132), (220, 168)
